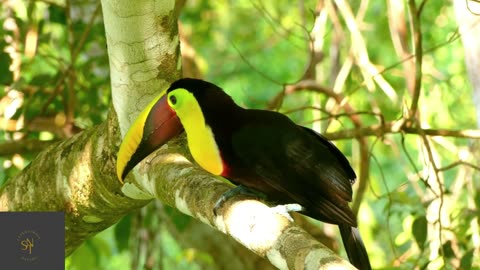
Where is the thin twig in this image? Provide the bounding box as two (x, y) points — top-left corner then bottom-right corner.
(416, 122), (445, 264)
(400, 132), (436, 195)
(370, 153), (399, 258)
(39, 3), (102, 116)
(326, 123), (480, 140)
(437, 160), (480, 172)
(407, 0), (425, 118)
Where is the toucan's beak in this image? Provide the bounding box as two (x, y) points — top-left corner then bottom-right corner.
(116, 95), (183, 182)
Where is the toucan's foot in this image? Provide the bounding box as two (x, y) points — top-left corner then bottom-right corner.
(213, 185), (265, 215)
(270, 203), (304, 221)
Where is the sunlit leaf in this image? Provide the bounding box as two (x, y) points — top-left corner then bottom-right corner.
(475, 192), (480, 210)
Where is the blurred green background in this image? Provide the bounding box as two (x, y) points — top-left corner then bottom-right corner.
(1, 0), (478, 269)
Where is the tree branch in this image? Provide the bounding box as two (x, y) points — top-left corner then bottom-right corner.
(407, 0), (425, 118)
(0, 111), (149, 255)
(125, 134), (356, 270)
(325, 121), (480, 140)
(0, 139), (60, 156)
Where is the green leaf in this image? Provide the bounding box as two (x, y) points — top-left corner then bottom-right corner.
(0, 44), (13, 85)
(29, 74), (54, 87)
(475, 192), (480, 210)
(48, 5), (66, 24)
(164, 205), (192, 232)
(114, 214), (132, 252)
(460, 249), (474, 270)
(442, 240), (455, 259)
(419, 261), (429, 270)
(412, 215), (428, 250)
(68, 240), (98, 270)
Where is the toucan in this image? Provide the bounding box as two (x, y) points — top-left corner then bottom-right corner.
(116, 78), (372, 270)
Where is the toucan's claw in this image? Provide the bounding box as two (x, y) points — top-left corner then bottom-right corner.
(213, 185), (265, 216)
(270, 203), (304, 221)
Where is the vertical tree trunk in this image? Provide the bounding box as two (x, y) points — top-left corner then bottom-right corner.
(455, 0), (480, 127)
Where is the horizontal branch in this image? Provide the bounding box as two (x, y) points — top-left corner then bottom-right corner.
(325, 121), (480, 140)
(0, 139), (59, 156)
(275, 80), (480, 140)
(126, 134), (356, 270)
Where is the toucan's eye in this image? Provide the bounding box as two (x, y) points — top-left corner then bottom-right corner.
(169, 95), (177, 105)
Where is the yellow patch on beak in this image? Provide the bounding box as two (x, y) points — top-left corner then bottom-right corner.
(116, 93), (165, 183)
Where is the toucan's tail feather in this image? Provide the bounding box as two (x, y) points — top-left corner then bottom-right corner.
(339, 224), (372, 270)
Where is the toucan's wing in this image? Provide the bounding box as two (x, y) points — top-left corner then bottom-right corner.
(231, 111), (356, 225)
(299, 126), (357, 184)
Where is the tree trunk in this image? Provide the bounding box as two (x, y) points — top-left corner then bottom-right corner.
(455, 0), (480, 127)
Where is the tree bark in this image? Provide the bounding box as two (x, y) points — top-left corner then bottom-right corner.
(0, 111), (148, 255)
(455, 0), (480, 127)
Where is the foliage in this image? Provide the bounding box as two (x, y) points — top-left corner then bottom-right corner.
(1, 0), (479, 269)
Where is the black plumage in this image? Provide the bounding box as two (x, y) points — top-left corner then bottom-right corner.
(168, 79), (372, 270)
